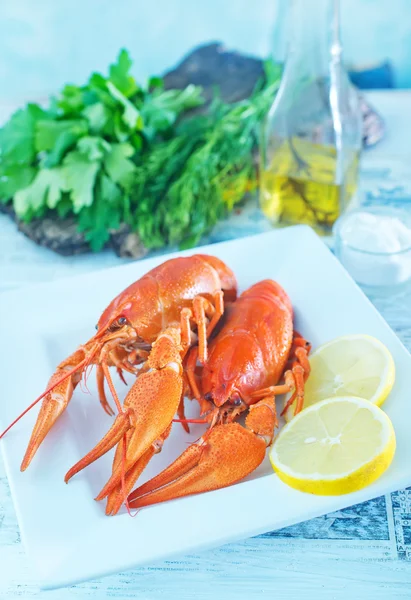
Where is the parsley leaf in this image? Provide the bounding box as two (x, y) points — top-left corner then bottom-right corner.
(78, 173), (122, 250)
(0, 104), (50, 164)
(77, 136), (111, 161)
(35, 119), (87, 152)
(82, 103), (111, 133)
(107, 82), (143, 130)
(58, 84), (85, 115)
(0, 164), (36, 202)
(42, 130), (81, 168)
(63, 151), (100, 212)
(142, 84), (204, 140)
(14, 167), (67, 218)
(109, 49), (138, 98)
(104, 143), (136, 189)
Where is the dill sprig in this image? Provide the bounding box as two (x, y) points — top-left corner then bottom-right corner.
(133, 64), (281, 249)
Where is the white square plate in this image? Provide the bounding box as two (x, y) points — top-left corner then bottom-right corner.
(1, 226), (411, 589)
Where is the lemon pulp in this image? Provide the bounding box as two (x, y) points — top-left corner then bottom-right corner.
(271, 396), (396, 495)
(285, 334), (395, 420)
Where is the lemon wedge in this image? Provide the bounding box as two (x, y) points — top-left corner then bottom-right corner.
(270, 396), (396, 495)
(285, 334), (395, 420)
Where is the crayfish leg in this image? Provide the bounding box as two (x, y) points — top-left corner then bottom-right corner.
(249, 331), (311, 418)
(245, 396), (278, 445)
(281, 332), (311, 415)
(193, 292), (224, 364)
(97, 365), (115, 416)
(177, 395), (190, 433)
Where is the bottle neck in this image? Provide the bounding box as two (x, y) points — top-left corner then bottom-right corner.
(284, 0), (342, 78)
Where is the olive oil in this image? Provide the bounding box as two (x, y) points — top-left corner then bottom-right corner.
(260, 139), (359, 234)
(259, 0), (362, 235)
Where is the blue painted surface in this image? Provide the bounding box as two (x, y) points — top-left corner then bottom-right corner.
(392, 489), (411, 560)
(0, 0), (410, 105)
(265, 496), (390, 541)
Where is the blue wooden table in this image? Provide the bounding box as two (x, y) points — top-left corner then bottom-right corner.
(1, 90), (411, 598)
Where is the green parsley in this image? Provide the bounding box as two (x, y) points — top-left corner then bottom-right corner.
(0, 50), (280, 252)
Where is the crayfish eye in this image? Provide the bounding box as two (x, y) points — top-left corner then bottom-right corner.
(95, 324), (99, 330)
(231, 393), (242, 406)
(107, 316), (129, 332)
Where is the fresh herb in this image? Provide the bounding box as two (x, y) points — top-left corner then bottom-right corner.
(133, 64), (281, 249)
(0, 51), (280, 252)
(0, 49), (203, 250)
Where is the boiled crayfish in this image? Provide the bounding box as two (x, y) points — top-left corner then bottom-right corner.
(0, 255), (237, 497)
(125, 279), (311, 511)
(1, 258), (311, 516)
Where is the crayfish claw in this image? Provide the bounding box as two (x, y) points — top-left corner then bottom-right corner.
(64, 411), (132, 483)
(127, 423), (266, 509)
(19, 348), (88, 470)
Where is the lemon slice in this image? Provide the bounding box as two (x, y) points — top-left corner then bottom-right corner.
(270, 396), (396, 495)
(285, 334), (395, 420)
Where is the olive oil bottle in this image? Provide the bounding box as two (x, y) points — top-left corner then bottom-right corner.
(260, 0), (362, 235)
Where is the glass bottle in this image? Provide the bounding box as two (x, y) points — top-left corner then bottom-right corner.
(260, 0), (362, 234)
